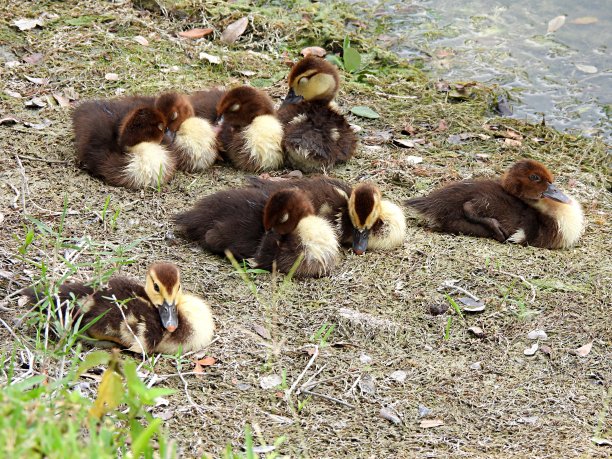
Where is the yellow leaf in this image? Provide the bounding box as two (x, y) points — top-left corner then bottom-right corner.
(89, 368), (123, 419)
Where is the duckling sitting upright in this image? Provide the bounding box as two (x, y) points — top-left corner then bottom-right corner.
(155, 92), (218, 173)
(216, 86), (284, 172)
(248, 176), (406, 254)
(24, 263), (214, 354)
(73, 99), (176, 189)
(254, 188), (339, 277)
(277, 56), (357, 172)
(405, 159), (584, 249)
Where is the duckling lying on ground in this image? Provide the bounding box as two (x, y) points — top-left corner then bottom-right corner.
(155, 92), (218, 173)
(248, 176), (406, 254)
(277, 56), (357, 172)
(73, 98), (175, 189)
(405, 159), (584, 249)
(216, 86), (284, 172)
(24, 263), (214, 354)
(174, 187), (339, 277)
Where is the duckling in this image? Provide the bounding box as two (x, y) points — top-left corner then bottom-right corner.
(189, 87), (227, 121)
(247, 176), (406, 254)
(216, 86), (284, 172)
(73, 99), (176, 189)
(155, 92), (218, 173)
(405, 159), (584, 249)
(23, 263), (214, 354)
(277, 56), (357, 172)
(254, 188), (339, 277)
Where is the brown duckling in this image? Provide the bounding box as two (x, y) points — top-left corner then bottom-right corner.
(73, 99), (175, 189)
(216, 86), (284, 172)
(189, 87), (227, 121)
(24, 263), (214, 354)
(277, 56), (357, 172)
(248, 176), (406, 254)
(254, 188), (339, 277)
(405, 159), (584, 249)
(155, 92), (218, 173)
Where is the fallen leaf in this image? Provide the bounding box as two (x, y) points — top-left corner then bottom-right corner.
(434, 80), (450, 92)
(64, 87), (79, 100)
(301, 46), (327, 57)
(105, 73), (119, 81)
(540, 344), (552, 357)
(420, 419), (444, 428)
(350, 106), (380, 119)
(527, 329), (548, 340)
(503, 129), (523, 140)
(199, 52), (221, 64)
(467, 326), (485, 338)
(153, 409), (174, 421)
(573, 342), (593, 357)
(238, 69), (256, 76)
(24, 119), (52, 130)
(436, 119), (448, 132)
(571, 16), (598, 25)
(389, 370), (407, 383)
(469, 362), (482, 370)
(393, 138), (416, 148)
(404, 155), (423, 165)
(178, 28), (213, 39)
(53, 93), (71, 107)
(524, 343), (539, 356)
(459, 297), (486, 312)
(591, 437), (612, 446)
(358, 373), (376, 395)
(575, 63), (597, 74)
(89, 368), (123, 419)
(402, 124), (417, 136)
(221, 17), (248, 44)
(24, 97), (47, 108)
(475, 153), (490, 161)
(0, 117), (19, 126)
(133, 35), (149, 46)
(13, 18), (44, 31)
(517, 416), (538, 425)
(252, 446), (276, 454)
(196, 356), (216, 366)
(380, 407), (402, 425)
(547, 15), (566, 33)
(25, 76), (49, 85)
(260, 374), (282, 389)
(359, 354), (373, 364)
(193, 362), (204, 375)
(503, 138), (522, 147)
(253, 323), (271, 340)
(4, 89), (22, 98)
(23, 53), (44, 64)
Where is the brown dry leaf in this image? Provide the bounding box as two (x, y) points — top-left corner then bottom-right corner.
(178, 27), (213, 39)
(23, 53), (44, 64)
(503, 129), (523, 140)
(253, 323), (271, 340)
(547, 15), (566, 33)
(193, 362), (204, 375)
(503, 138), (522, 148)
(401, 124), (417, 136)
(571, 16), (598, 25)
(133, 35), (149, 46)
(573, 342), (593, 357)
(434, 80), (450, 92)
(221, 17), (248, 44)
(25, 76), (49, 85)
(420, 419), (444, 428)
(196, 356), (216, 366)
(436, 119), (448, 132)
(301, 46), (327, 57)
(540, 344), (552, 357)
(467, 326), (485, 338)
(53, 93), (70, 108)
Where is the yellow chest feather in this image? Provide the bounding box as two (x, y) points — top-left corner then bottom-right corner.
(124, 142), (173, 188)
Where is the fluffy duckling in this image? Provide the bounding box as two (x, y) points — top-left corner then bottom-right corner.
(190, 87), (227, 121)
(24, 263), (214, 354)
(73, 99), (176, 189)
(216, 86), (284, 172)
(277, 56), (357, 172)
(254, 188), (339, 277)
(248, 176), (406, 254)
(155, 92), (218, 173)
(405, 159), (584, 249)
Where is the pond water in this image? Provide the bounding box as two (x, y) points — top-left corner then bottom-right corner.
(369, 0), (611, 140)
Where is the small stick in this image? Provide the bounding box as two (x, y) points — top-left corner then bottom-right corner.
(301, 389), (355, 408)
(439, 279), (481, 301)
(497, 269), (537, 302)
(286, 345), (319, 401)
(18, 155), (71, 164)
(299, 363), (327, 392)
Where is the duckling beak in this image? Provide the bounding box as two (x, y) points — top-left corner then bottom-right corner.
(352, 228), (370, 255)
(542, 183), (571, 204)
(164, 128), (176, 145)
(159, 301), (178, 333)
(281, 88), (304, 107)
(213, 115), (224, 135)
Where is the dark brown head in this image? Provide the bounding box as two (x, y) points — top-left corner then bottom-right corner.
(283, 56), (340, 105)
(118, 107), (165, 149)
(501, 159), (570, 203)
(216, 86), (275, 129)
(144, 262), (182, 332)
(155, 92), (195, 136)
(348, 183), (382, 255)
(263, 189), (315, 235)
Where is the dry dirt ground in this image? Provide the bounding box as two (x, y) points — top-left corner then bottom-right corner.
(0, 1), (610, 458)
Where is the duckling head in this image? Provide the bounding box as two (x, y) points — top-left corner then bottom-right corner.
(263, 188), (315, 235)
(144, 262), (182, 333)
(216, 86), (275, 130)
(155, 92), (195, 142)
(348, 183), (382, 255)
(118, 107), (166, 149)
(502, 159), (570, 204)
(283, 56), (340, 105)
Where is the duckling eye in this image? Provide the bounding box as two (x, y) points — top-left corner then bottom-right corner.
(298, 77), (309, 86)
(529, 174), (541, 182)
(171, 111), (178, 121)
(229, 103), (240, 112)
(157, 123), (164, 131)
(153, 283), (160, 293)
(279, 212), (289, 223)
